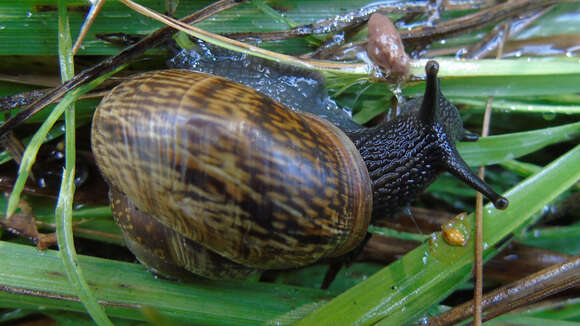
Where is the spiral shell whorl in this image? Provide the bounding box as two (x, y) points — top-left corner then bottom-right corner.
(110, 188), (255, 279)
(91, 70), (372, 274)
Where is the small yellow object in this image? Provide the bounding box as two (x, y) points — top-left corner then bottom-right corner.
(441, 212), (468, 246)
(442, 228), (467, 246)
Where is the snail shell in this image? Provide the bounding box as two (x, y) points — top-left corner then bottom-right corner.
(92, 61), (508, 280)
(92, 70), (373, 278)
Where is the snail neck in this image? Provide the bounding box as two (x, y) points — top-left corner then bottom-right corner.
(348, 114), (447, 219)
(347, 111), (508, 219)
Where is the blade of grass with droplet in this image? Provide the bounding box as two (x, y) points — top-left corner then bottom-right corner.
(295, 144), (580, 326)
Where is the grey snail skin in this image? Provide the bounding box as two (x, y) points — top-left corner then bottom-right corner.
(90, 60), (508, 280)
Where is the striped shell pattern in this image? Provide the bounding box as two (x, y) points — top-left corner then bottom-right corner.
(91, 70), (373, 279)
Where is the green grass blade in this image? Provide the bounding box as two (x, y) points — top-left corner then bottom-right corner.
(57, 2), (74, 81)
(295, 144), (580, 326)
(252, 0), (296, 28)
(500, 160), (542, 177)
(411, 58), (580, 78)
(457, 121), (580, 166)
(336, 57), (580, 98)
(368, 225), (430, 242)
(56, 2), (113, 325)
(517, 225), (580, 255)
(0, 309), (37, 323)
(5, 99), (69, 217)
(487, 316), (580, 326)
(522, 298), (580, 321)
(55, 172), (114, 326)
(0, 240), (331, 325)
(454, 97), (580, 115)
(406, 58), (580, 97)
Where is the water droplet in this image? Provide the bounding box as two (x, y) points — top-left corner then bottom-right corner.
(483, 242), (490, 250)
(51, 150), (64, 160)
(422, 256), (428, 264)
(26, 11), (32, 18)
(0, 25), (5, 30)
(504, 254), (518, 261)
(455, 48), (468, 58)
(430, 233), (438, 243)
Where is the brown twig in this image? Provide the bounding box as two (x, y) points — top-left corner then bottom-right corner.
(400, 0), (570, 44)
(228, 0), (564, 47)
(0, 213), (57, 250)
(473, 22), (508, 325)
(0, 132), (28, 168)
(72, 0), (106, 54)
(427, 256), (580, 326)
(465, 6), (554, 59)
(228, 0), (497, 42)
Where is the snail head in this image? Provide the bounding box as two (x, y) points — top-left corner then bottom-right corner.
(418, 60), (509, 210)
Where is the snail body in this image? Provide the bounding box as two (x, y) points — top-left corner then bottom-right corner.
(91, 61), (507, 279)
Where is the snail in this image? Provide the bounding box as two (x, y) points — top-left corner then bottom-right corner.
(91, 60), (508, 280)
